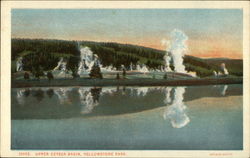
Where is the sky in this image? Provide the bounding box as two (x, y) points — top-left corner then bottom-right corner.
(12, 9), (243, 59)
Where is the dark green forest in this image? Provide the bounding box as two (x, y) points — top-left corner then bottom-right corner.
(11, 38), (243, 77)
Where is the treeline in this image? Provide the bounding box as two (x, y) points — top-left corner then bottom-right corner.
(12, 38), (79, 60)
(11, 38), (166, 72)
(11, 38), (243, 77)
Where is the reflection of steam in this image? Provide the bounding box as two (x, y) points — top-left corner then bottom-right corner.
(101, 87), (117, 95)
(16, 89), (26, 105)
(78, 87), (101, 114)
(164, 87), (173, 104)
(221, 85), (228, 96)
(163, 87), (190, 128)
(135, 87), (149, 97)
(54, 88), (72, 104)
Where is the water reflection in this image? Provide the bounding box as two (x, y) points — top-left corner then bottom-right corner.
(12, 84), (242, 121)
(31, 89), (44, 102)
(54, 88), (72, 104)
(221, 85), (228, 96)
(46, 89), (54, 98)
(16, 89), (26, 105)
(163, 87), (190, 128)
(78, 87), (102, 114)
(101, 87), (117, 95)
(135, 87), (149, 97)
(213, 85), (229, 96)
(163, 87), (173, 104)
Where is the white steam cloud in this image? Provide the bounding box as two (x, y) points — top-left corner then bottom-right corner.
(162, 29), (188, 73)
(220, 63), (229, 75)
(78, 47), (98, 75)
(16, 57), (24, 72)
(53, 57), (67, 76)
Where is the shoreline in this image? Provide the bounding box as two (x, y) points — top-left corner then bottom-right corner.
(11, 77), (243, 88)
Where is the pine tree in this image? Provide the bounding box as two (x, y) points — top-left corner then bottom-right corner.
(122, 68), (126, 79)
(89, 64), (103, 79)
(116, 73), (120, 79)
(24, 72), (30, 80)
(47, 71), (54, 81)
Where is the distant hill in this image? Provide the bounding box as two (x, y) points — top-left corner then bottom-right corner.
(204, 58), (243, 76)
(11, 38), (243, 77)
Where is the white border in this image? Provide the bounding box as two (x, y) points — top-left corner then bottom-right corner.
(1, 1), (249, 157)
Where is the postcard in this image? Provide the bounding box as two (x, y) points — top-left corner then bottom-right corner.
(1, 1), (249, 157)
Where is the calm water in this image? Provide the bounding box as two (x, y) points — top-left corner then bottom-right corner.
(11, 84), (243, 150)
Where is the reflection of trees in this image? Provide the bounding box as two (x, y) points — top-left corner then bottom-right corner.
(163, 87), (190, 128)
(91, 87), (102, 104)
(23, 89), (30, 97)
(122, 86), (126, 95)
(46, 89), (54, 98)
(32, 89), (44, 102)
(78, 87), (102, 115)
(101, 86), (163, 97)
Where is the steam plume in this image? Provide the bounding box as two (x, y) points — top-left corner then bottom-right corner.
(220, 63), (229, 75)
(162, 29), (188, 73)
(53, 57), (67, 76)
(16, 57), (24, 72)
(78, 47), (97, 74)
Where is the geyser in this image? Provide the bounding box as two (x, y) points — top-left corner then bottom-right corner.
(220, 63), (229, 75)
(78, 47), (98, 75)
(136, 64), (149, 73)
(162, 29), (188, 73)
(16, 57), (24, 72)
(53, 57), (67, 76)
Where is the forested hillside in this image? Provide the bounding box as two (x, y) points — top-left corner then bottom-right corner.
(11, 38), (243, 77)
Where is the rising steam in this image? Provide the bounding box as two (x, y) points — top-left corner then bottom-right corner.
(53, 57), (67, 76)
(162, 29), (188, 73)
(16, 57), (24, 72)
(78, 47), (99, 75)
(220, 63), (229, 75)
